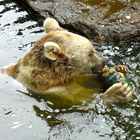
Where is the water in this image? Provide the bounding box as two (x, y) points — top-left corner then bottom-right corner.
(75, 0), (139, 18)
(0, 0), (140, 140)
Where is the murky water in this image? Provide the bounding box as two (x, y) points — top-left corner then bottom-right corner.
(0, 0), (140, 140)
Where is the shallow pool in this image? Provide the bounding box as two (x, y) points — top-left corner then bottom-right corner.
(0, 0), (140, 140)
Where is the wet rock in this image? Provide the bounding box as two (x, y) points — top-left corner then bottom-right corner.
(14, 0), (140, 44)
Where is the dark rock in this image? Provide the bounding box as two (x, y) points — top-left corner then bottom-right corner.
(14, 0), (140, 44)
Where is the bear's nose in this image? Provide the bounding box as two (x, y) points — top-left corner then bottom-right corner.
(92, 60), (106, 74)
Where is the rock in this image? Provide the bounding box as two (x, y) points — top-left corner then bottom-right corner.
(14, 0), (140, 44)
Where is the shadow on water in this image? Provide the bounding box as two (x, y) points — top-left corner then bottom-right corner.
(0, 0), (140, 140)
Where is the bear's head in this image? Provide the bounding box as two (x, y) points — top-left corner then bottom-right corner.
(42, 18), (105, 74)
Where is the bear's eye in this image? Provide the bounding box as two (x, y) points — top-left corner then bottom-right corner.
(88, 50), (94, 57)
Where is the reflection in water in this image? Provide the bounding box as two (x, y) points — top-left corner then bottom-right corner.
(33, 105), (63, 126)
(0, 0), (140, 140)
(30, 75), (102, 108)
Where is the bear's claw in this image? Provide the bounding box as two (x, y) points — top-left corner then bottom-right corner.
(115, 65), (129, 73)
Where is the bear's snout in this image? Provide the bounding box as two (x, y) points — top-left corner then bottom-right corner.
(92, 60), (106, 74)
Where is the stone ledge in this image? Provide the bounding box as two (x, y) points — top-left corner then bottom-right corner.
(14, 0), (140, 44)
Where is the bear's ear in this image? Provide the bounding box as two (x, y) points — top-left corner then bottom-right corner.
(44, 42), (63, 61)
(43, 18), (62, 33)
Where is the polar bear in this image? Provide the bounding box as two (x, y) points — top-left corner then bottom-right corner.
(2, 18), (132, 103)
